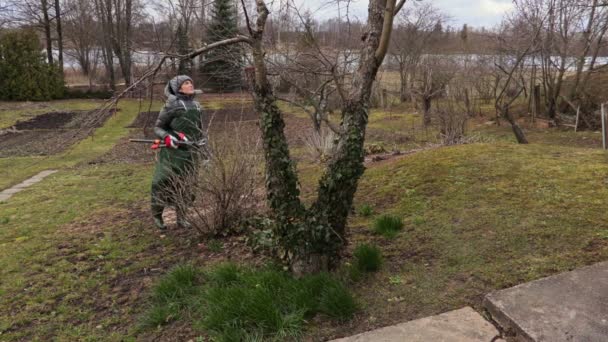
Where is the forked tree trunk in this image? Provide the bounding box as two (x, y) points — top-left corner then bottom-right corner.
(250, 0), (396, 274)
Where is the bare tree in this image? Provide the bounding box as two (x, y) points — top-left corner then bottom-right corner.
(411, 56), (456, 126)
(391, 2), (446, 102)
(492, 14), (547, 144)
(93, 0), (116, 89)
(569, 0), (608, 105)
(64, 0), (98, 80)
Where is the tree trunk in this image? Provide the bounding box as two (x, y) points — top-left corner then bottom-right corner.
(54, 0), (63, 73)
(94, 0), (116, 90)
(248, 0), (395, 274)
(41, 0), (54, 64)
(423, 97), (432, 125)
(533, 85), (541, 121)
(399, 61), (407, 102)
(464, 88), (472, 117)
(502, 105), (528, 144)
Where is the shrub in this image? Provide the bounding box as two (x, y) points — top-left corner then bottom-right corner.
(353, 243), (383, 272)
(0, 29), (65, 101)
(169, 126), (264, 236)
(373, 214), (404, 238)
(63, 88), (113, 99)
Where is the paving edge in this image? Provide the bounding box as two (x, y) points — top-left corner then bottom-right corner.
(482, 295), (534, 342)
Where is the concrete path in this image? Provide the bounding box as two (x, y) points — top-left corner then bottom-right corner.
(484, 261), (608, 342)
(0, 170), (58, 202)
(330, 307), (502, 342)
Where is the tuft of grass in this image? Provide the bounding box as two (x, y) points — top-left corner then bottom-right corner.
(207, 239), (223, 253)
(317, 281), (358, 321)
(353, 243), (383, 273)
(373, 214), (404, 238)
(357, 204), (374, 217)
(141, 264), (201, 328)
(142, 263), (357, 340)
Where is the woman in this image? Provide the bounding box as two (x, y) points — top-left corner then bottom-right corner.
(151, 75), (205, 230)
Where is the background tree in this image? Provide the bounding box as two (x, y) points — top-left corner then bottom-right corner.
(200, 0), (243, 92)
(64, 0), (99, 86)
(391, 2), (446, 103)
(0, 29), (64, 100)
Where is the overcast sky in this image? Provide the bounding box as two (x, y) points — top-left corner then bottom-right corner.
(292, 0), (514, 29)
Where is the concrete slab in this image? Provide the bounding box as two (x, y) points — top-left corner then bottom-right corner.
(0, 169), (58, 202)
(484, 261), (608, 342)
(38, 170), (58, 177)
(330, 307), (502, 342)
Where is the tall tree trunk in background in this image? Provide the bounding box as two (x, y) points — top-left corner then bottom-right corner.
(41, 0), (54, 64)
(94, 0), (116, 90)
(54, 0), (63, 73)
(398, 60), (408, 102)
(111, 0), (133, 86)
(422, 96), (432, 125)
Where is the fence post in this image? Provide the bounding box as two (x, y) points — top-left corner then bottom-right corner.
(603, 103), (607, 150)
(575, 106), (580, 132)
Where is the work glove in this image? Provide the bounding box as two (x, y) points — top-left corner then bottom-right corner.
(164, 135), (179, 149)
(177, 132), (189, 142)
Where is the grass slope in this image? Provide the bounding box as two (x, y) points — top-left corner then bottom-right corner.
(337, 142), (608, 336)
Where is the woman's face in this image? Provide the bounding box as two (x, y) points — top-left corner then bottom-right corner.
(179, 80), (195, 95)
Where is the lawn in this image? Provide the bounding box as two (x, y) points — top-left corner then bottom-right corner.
(0, 96), (607, 340)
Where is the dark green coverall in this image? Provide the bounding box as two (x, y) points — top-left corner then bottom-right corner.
(151, 75), (205, 229)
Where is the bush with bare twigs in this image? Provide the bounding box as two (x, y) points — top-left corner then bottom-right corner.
(168, 127), (265, 236)
(301, 127), (338, 163)
(434, 100), (469, 145)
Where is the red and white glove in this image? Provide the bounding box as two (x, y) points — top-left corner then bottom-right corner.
(164, 135), (179, 149)
(177, 132), (189, 142)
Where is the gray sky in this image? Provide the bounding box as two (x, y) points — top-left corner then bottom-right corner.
(293, 0), (514, 29)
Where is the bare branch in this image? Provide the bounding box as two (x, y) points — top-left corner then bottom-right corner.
(394, 0), (407, 15)
(376, 0), (397, 61)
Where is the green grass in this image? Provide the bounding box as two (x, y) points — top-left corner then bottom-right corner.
(353, 244), (383, 273)
(342, 142), (608, 335)
(373, 214), (404, 238)
(3, 96), (608, 340)
(0, 162), (154, 341)
(142, 263), (358, 340)
(141, 264), (200, 328)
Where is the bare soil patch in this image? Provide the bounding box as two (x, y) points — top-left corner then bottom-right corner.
(0, 110), (114, 157)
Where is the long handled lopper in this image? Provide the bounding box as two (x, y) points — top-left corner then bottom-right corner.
(129, 138), (207, 150)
